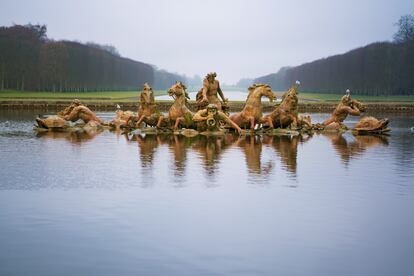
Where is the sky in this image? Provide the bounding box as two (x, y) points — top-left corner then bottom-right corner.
(0, 0), (413, 84)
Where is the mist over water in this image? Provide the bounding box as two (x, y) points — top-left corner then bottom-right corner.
(0, 111), (413, 276)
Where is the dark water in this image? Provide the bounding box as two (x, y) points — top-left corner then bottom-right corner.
(0, 110), (414, 276)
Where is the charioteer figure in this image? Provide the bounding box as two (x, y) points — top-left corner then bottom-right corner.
(196, 72), (229, 113)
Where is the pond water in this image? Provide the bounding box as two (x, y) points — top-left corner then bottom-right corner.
(0, 110), (414, 276)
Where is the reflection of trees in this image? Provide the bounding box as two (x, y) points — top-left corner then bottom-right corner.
(322, 133), (389, 165)
(36, 129), (102, 144)
(118, 132), (389, 183)
(235, 135), (273, 175)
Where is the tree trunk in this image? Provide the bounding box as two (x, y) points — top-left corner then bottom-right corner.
(0, 63), (4, 91)
(21, 75), (25, 91)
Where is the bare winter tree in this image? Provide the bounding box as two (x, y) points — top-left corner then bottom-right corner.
(393, 14), (414, 43)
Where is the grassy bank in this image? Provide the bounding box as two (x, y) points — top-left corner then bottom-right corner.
(297, 93), (414, 103)
(1, 90), (414, 104)
(0, 90), (166, 102)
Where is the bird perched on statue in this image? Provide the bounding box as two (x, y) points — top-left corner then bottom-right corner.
(296, 80), (301, 86)
(346, 89), (351, 96)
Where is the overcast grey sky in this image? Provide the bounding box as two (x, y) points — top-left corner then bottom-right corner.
(1, 0), (413, 84)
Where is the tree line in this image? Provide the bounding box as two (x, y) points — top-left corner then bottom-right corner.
(254, 40), (414, 95)
(254, 15), (414, 95)
(0, 24), (189, 92)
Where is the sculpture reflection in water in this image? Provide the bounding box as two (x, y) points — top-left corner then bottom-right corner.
(321, 132), (389, 165)
(36, 125), (389, 183)
(122, 132), (235, 185)
(264, 134), (313, 175)
(122, 132), (388, 181)
(35, 128), (101, 144)
(192, 134), (235, 177)
(233, 135), (273, 175)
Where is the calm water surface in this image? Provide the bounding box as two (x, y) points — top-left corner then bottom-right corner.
(0, 110), (414, 276)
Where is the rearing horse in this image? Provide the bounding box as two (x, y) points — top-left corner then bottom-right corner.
(127, 83), (162, 128)
(263, 84), (299, 129)
(230, 84), (275, 130)
(157, 81), (195, 129)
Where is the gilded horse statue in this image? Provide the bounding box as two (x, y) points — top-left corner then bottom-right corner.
(262, 83), (300, 129)
(262, 82), (313, 130)
(126, 83), (162, 128)
(157, 81), (195, 129)
(230, 83), (275, 130)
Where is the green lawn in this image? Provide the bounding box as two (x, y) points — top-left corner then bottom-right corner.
(296, 92), (414, 103)
(0, 90), (168, 102)
(1, 90), (413, 104)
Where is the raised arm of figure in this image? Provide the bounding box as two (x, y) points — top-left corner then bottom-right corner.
(219, 111), (242, 134)
(217, 81), (227, 102)
(193, 110), (208, 122)
(342, 106), (361, 116)
(201, 79), (209, 101)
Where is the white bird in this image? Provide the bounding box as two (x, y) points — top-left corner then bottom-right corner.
(296, 80), (301, 85)
(346, 89), (351, 95)
(116, 104), (121, 110)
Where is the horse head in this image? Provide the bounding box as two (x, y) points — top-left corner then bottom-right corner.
(249, 83), (275, 102)
(280, 84), (299, 110)
(140, 82), (155, 104)
(168, 81), (189, 99)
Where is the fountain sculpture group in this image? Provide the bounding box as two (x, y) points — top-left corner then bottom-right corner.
(35, 73), (390, 136)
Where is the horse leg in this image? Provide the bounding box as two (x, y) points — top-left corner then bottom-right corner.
(250, 116), (255, 131)
(156, 115), (164, 128)
(125, 116), (131, 127)
(174, 117), (183, 129)
(136, 115), (146, 127)
(261, 116), (273, 129)
(230, 113), (241, 129)
(290, 116), (298, 129)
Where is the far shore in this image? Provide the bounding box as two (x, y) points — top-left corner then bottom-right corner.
(1, 100), (413, 113)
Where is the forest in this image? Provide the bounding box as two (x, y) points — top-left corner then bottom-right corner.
(254, 40), (414, 95)
(0, 24), (186, 92)
(253, 14), (414, 95)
